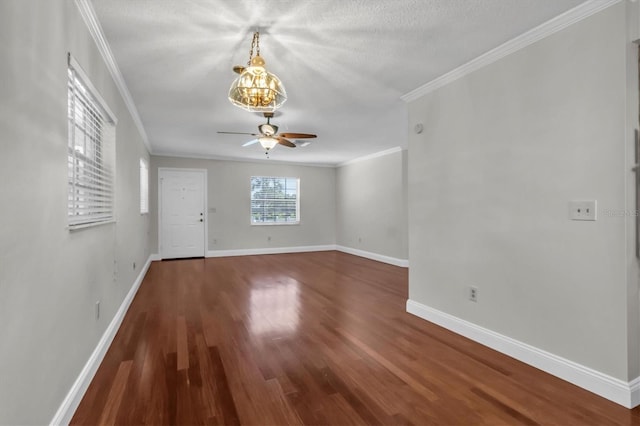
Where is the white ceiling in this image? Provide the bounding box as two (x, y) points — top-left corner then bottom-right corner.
(91, 0), (585, 165)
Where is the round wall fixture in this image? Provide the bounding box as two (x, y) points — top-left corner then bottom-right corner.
(414, 123), (424, 134)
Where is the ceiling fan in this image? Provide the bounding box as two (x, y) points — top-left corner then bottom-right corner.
(217, 112), (317, 153)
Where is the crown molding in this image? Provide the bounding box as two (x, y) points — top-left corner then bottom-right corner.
(337, 147), (404, 167)
(154, 146), (407, 169)
(151, 151), (337, 168)
(401, 0), (622, 102)
(74, 0), (151, 152)
(153, 148), (408, 169)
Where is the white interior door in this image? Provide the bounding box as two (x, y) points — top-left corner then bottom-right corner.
(159, 169), (206, 259)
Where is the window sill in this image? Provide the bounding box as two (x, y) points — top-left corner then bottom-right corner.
(68, 219), (116, 231)
(250, 221), (300, 226)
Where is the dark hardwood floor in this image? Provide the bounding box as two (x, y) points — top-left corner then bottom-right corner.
(72, 251), (640, 425)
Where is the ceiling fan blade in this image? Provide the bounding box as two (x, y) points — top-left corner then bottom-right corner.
(242, 139), (260, 147)
(276, 137), (296, 148)
(279, 132), (317, 139)
(218, 131), (261, 136)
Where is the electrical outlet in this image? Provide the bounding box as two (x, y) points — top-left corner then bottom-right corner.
(569, 200), (597, 221)
(469, 286), (478, 303)
(95, 301), (100, 320)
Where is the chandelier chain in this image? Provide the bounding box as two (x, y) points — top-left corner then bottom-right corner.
(247, 32), (260, 66)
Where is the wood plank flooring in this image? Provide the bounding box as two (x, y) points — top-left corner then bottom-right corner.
(72, 251), (640, 425)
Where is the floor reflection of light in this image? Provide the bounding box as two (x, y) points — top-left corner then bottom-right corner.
(249, 279), (300, 337)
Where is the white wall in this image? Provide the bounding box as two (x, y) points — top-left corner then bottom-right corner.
(407, 1), (638, 382)
(0, 1), (150, 423)
(149, 156), (336, 254)
(625, 0), (640, 381)
(336, 149), (408, 261)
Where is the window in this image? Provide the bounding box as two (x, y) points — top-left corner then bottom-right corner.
(67, 55), (116, 228)
(140, 158), (149, 214)
(250, 176), (299, 224)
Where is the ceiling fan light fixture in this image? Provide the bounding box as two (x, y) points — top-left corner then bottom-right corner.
(228, 32), (287, 113)
(258, 122), (278, 136)
(258, 136), (278, 150)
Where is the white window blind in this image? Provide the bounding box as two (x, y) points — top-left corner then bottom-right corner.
(250, 176), (300, 224)
(140, 158), (149, 214)
(67, 56), (116, 228)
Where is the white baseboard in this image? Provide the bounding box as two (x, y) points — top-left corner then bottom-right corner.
(50, 255), (155, 425)
(406, 299), (639, 409)
(149, 253), (161, 261)
(156, 244), (408, 269)
(206, 244), (410, 268)
(631, 377), (640, 408)
(206, 245), (335, 258)
(336, 245), (409, 268)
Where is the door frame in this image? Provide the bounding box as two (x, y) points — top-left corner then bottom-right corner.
(158, 167), (208, 260)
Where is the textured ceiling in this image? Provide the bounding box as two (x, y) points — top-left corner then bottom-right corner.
(91, 0), (585, 165)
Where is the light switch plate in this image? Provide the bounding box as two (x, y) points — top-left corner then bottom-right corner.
(569, 200), (597, 221)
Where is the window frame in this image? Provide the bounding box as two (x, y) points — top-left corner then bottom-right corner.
(250, 176), (300, 226)
(67, 54), (117, 230)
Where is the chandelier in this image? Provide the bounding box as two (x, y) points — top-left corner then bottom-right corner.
(228, 32), (287, 112)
